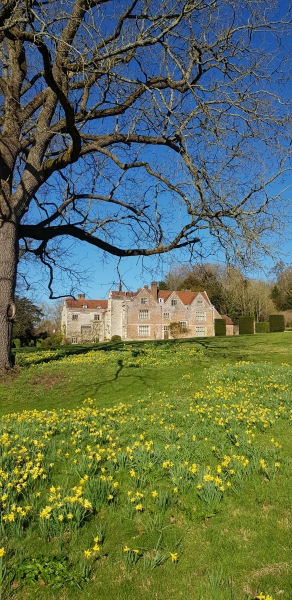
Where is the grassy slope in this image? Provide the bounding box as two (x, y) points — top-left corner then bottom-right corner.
(1, 333), (292, 600)
(1, 333), (292, 416)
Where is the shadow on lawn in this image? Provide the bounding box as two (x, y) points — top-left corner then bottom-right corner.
(14, 337), (208, 367)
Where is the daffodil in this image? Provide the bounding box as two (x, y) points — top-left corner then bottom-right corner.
(170, 552), (178, 562)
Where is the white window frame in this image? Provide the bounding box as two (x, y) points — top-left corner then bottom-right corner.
(139, 309), (149, 319)
(159, 298), (164, 303)
(163, 325), (169, 331)
(138, 325), (150, 337)
(71, 337), (78, 344)
(195, 311), (206, 321)
(94, 314), (100, 321)
(163, 312), (170, 320)
(195, 326), (206, 337)
(180, 321), (187, 329)
(82, 304), (88, 308)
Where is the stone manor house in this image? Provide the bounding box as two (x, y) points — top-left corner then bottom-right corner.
(61, 282), (231, 344)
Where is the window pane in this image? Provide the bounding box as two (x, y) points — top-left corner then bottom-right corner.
(195, 326), (205, 337)
(139, 310), (149, 319)
(138, 325), (150, 336)
(195, 311), (206, 321)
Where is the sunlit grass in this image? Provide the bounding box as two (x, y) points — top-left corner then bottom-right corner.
(1, 336), (292, 599)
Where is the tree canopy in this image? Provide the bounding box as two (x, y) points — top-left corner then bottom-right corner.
(12, 296), (43, 344)
(0, 0), (291, 370)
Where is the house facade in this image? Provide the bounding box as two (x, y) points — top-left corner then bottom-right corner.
(61, 283), (223, 343)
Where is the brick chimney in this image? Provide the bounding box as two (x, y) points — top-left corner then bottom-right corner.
(78, 293), (85, 300)
(151, 281), (158, 300)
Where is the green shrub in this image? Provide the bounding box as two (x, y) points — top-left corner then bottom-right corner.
(13, 338), (21, 348)
(111, 335), (122, 342)
(214, 319), (226, 336)
(269, 314), (285, 332)
(41, 333), (63, 347)
(255, 322), (270, 333)
(239, 316), (254, 334)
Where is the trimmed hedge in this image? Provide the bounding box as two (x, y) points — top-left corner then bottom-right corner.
(111, 335), (122, 342)
(255, 322), (270, 333)
(269, 314), (285, 332)
(214, 319), (226, 336)
(239, 316), (254, 334)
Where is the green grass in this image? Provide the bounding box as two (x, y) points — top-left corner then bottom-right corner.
(1, 334), (292, 600)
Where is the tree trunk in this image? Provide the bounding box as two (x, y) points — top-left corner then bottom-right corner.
(0, 217), (18, 372)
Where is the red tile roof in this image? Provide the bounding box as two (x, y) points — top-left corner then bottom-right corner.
(65, 298), (108, 309)
(221, 315), (234, 325)
(157, 290), (172, 302)
(158, 290), (211, 305)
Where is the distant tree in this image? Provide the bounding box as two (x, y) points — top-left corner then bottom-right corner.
(178, 265), (226, 313)
(161, 265), (194, 291)
(13, 297), (43, 345)
(270, 285), (282, 311)
(269, 267), (292, 311)
(37, 301), (63, 336)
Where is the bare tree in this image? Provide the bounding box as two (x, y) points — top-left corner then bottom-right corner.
(0, 0), (291, 371)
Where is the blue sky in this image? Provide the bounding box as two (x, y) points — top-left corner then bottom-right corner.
(15, 0), (292, 304)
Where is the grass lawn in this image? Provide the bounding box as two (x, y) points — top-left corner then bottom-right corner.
(0, 333), (292, 599)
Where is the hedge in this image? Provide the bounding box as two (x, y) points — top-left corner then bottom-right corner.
(269, 314), (285, 333)
(255, 322), (270, 333)
(239, 316), (254, 334)
(214, 319), (226, 336)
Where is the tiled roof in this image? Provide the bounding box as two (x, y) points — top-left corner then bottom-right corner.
(157, 290), (172, 302)
(221, 315), (234, 325)
(65, 298), (108, 309)
(158, 290), (211, 305)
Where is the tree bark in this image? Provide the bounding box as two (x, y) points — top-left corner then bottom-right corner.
(0, 216), (18, 372)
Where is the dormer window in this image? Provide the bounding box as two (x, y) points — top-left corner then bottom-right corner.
(159, 298), (164, 304)
(82, 304), (88, 308)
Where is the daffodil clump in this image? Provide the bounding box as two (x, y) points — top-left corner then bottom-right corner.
(16, 342), (202, 369)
